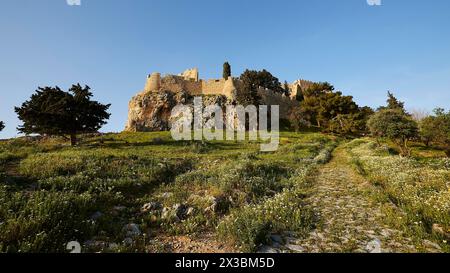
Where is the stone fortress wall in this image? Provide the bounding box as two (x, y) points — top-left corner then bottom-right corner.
(144, 68), (314, 98)
(144, 68), (238, 98)
(140, 68), (316, 119)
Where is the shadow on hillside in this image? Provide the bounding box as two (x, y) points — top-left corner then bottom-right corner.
(80, 137), (255, 151)
(1, 160), (37, 191)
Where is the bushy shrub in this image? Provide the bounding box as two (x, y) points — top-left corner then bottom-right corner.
(367, 109), (419, 156)
(217, 166), (316, 252)
(419, 108), (450, 156)
(217, 160), (291, 203)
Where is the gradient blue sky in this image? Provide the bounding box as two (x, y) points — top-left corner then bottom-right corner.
(1, 0), (449, 138)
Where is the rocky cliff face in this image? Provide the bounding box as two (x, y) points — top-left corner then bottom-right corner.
(126, 91), (181, 132)
(125, 90), (230, 132)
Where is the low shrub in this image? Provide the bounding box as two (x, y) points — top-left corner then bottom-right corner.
(217, 165), (316, 252)
(0, 187), (96, 252)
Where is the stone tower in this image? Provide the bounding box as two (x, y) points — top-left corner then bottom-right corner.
(179, 68), (199, 81)
(144, 72), (161, 92)
(222, 77), (237, 98)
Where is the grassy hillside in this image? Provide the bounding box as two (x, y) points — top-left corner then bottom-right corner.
(0, 132), (337, 253)
(346, 139), (450, 252)
(2, 132), (449, 253)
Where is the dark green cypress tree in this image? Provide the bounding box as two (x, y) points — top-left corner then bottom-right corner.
(223, 62), (231, 80)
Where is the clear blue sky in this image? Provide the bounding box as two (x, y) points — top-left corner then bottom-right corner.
(1, 0), (449, 138)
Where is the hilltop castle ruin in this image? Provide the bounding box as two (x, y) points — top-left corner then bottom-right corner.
(143, 68), (238, 98)
(125, 68), (315, 132)
(143, 68), (314, 100)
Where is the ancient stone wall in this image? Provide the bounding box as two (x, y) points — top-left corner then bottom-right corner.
(222, 78), (237, 98)
(201, 79), (227, 96)
(159, 75), (203, 95)
(179, 68), (199, 81)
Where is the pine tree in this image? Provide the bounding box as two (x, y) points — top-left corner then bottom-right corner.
(386, 91), (405, 111)
(15, 84), (111, 146)
(0, 121), (4, 132)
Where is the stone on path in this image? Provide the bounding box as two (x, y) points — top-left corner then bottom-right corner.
(257, 246), (279, 253)
(365, 239), (382, 253)
(285, 244), (305, 253)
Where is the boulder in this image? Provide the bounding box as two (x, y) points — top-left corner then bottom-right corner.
(432, 224), (450, 238)
(365, 238), (382, 253)
(123, 223), (141, 238)
(206, 195), (231, 215)
(141, 202), (162, 213)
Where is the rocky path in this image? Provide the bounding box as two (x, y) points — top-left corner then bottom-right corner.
(262, 146), (442, 253)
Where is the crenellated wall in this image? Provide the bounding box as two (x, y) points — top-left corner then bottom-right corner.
(137, 68), (315, 121)
(143, 69), (236, 98)
(201, 79), (227, 95)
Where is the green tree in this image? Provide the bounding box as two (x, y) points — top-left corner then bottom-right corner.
(15, 84), (111, 146)
(283, 81), (290, 97)
(302, 82), (334, 97)
(256, 69), (284, 94)
(0, 121), (4, 132)
(419, 116), (439, 147)
(387, 91), (405, 110)
(237, 70), (261, 106)
(316, 92), (359, 128)
(237, 69), (284, 105)
(367, 109), (419, 156)
(295, 85), (304, 102)
(378, 91), (407, 114)
(298, 82), (334, 128)
(419, 108), (450, 156)
(289, 106), (309, 132)
(239, 69), (284, 92)
(297, 81), (372, 135)
(299, 82), (368, 131)
(223, 62), (231, 80)
(328, 106), (374, 135)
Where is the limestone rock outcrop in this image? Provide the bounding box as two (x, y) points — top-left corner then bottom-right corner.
(125, 89), (229, 132)
(126, 90), (186, 132)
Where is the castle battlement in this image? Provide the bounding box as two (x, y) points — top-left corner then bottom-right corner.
(142, 68), (313, 102)
(143, 68), (238, 98)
